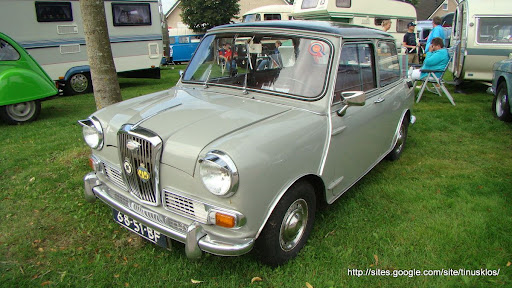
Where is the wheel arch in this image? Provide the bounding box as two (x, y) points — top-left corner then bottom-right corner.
(64, 65), (91, 81)
(254, 173), (326, 239)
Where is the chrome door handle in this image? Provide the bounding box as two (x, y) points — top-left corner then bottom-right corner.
(374, 97), (385, 103)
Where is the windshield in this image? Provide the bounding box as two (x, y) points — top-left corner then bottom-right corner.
(182, 33), (332, 99)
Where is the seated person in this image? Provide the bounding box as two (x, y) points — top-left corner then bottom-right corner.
(257, 40), (283, 70)
(219, 43), (236, 71)
(408, 37), (449, 80)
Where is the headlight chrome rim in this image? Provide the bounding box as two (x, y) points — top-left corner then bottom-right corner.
(199, 150), (239, 197)
(78, 117), (104, 150)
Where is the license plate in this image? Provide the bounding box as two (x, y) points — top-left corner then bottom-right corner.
(113, 209), (167, 248)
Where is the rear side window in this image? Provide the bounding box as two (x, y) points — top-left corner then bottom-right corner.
(377, 41), (401, 87)
(397, 19), (414, 33)
(35, 1), (73, 22)
(0, 39), (20, 61)
(112, 3), (151, 26)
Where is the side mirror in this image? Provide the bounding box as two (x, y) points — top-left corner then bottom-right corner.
(337, 91), (366, 117)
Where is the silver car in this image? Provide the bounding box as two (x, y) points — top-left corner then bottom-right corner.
(79, 21), (415, 266)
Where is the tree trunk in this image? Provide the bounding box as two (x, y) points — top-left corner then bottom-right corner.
(80, 0), (122, 109)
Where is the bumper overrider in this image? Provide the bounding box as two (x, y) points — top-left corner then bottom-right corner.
(83, 172), (254, 259)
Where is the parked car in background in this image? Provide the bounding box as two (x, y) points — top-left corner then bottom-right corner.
(0, 32), (58, 124)
(491, 58), (512, 122)
(79, 21), (415, 266)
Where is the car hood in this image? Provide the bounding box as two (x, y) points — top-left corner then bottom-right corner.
(95, 87), (291, 175)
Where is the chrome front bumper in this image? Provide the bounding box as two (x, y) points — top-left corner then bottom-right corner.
(84, 172), (254, 259)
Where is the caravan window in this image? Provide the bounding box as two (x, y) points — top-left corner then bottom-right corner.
(112, 3), (151, 26)
(336, 0), (351, 8)
(302, 0), (319, 9)
(264, 14), (282, 21)
(396, 19), (414, 33)
(35, 2), (72, 22)
(477, 17), (512, 44)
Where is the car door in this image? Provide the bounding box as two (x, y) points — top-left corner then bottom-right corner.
(323, 41), (403, 201)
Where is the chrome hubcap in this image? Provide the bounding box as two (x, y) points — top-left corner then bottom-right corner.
(279, 199), (308, 251)
(70, 73), (89, 93)
(6, 101), (36, 121)
(394, 123), (405, 153)
(496, 92), (507, 117)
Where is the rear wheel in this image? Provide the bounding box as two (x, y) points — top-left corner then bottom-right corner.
(386, 115), (409, 161)
(65, 72), (92, 95)
(0, 100), (41, 125)
(493, 82), (512, 122)
(256, 181), (316, 266)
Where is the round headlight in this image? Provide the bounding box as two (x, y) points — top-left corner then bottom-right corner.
(199, 151), (238, 197)
(79, 117), (103, 150)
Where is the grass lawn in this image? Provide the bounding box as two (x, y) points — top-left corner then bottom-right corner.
(1, 66), (511, 287)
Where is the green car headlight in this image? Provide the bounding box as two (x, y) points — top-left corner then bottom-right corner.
(199, 150), (239, 197)
(78, 117), (104, 150)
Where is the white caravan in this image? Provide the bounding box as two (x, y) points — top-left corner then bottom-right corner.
(291, 0), (417, 48)
(0, 0), (163, 94)
(450, 0), (512, 84)
(242, 5), (294, 22)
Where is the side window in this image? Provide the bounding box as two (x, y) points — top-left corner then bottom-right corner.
(179, 36), (190, 44)
(35, 1), (73, 22)
(169, 37), (176, 45)
(334, 43), (376, 103)
(397, 19), (414, 33)
(377, 41), (401, 87)
(336, 0), (351, 8)
(0, 39), (20, 61)
(112, 3), (151, 26)
(264, 14), (282, 21)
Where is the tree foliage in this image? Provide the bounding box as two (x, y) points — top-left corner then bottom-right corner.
(180, 0), (240, 33)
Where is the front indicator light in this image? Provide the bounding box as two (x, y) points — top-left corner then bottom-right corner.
(215, 212), (236, 228)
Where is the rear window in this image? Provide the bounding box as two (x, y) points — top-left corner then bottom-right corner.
(0, 39), (20, 61)
(35, 1), (73, 22)
(264, 14), (282, 21)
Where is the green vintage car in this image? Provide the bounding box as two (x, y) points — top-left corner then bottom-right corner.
(0, 32), (58, 124)
(79, 21), (416, 266)
(492, 58), (512, 122)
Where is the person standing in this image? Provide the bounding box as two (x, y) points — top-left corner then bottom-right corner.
(403, 22), (419, 64)
(425, 16), (445, 50)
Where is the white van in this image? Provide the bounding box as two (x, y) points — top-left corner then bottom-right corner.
(0, 0), (163, 94)
(291, 0), (417, 48)
(242, 5), (294, 22)
(450, 0), (512, 84)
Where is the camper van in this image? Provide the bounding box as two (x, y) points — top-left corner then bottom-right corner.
(0, 0), (163, 95)
(242, 5), (294, 22)
(450, 0), (512, 84)
(291, 0), (417, 48)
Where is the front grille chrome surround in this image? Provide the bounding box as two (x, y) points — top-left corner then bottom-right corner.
(118, 125), (162, 206)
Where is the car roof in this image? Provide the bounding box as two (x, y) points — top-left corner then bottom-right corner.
(209, 20), (394, 40)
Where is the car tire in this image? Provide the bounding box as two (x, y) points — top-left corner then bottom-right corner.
(492, 82), (512, 122)
(0, 100), (41, 125)
(65, 72), (92, 95)
(386, 115), (409, 161)
(256, 181), (316, 266)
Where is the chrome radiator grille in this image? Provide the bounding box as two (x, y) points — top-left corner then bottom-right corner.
(118, 126), (162, 206)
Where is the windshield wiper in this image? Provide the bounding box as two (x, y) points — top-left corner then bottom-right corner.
(203, 64), (212, 89)
(243, 36), (255, 95)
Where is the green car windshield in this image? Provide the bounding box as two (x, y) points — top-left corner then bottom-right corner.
(182, 33), (332, 99)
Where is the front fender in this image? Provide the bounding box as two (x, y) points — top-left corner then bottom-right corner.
(199, 109), (329, 238)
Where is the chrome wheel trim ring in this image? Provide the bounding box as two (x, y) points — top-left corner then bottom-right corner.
(70, 73), (89, 93)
